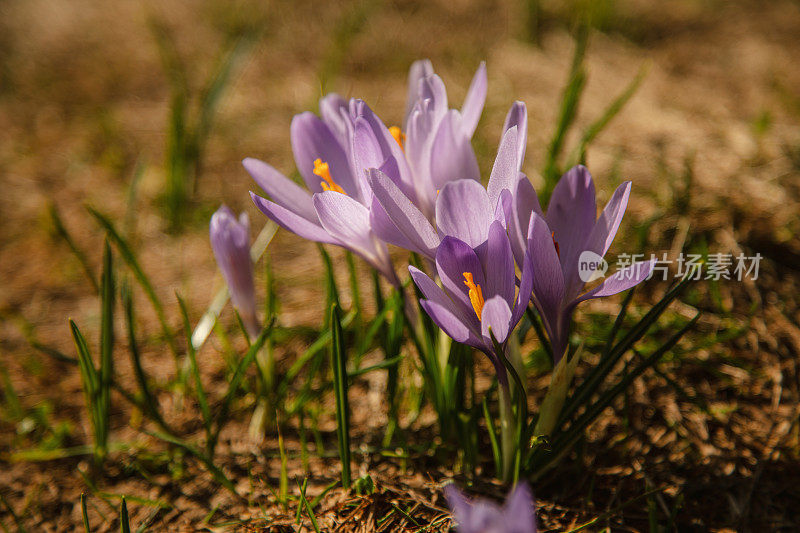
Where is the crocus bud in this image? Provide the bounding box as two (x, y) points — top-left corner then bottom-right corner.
(444, 482), (537, 533)
(210, 205), (259, 338)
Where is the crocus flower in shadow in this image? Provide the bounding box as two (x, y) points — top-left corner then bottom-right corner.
(210, 205), (259, 338)
(444, 482), (537, 533)
(514, 165), (655, 362)
(408, 220), (533, 385)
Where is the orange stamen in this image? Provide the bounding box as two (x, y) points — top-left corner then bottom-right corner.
(551, 231), (560, 258)
(313, 158), (345, 194)
(462, 272), (485, 320)
(389, 126), (405, 151)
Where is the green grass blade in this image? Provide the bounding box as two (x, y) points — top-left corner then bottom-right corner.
(542, 25), (589, 198)
(81, 493), (90, 532)
(87, 207), (179, 361)
(298, 478), (321, 532)
(120, 497), (131, 533)
(176, 294), (211, 432)
(49, 204), (99, 293)
(318, 245), (340, 329)
(98, 240), (115, 457)
(482, 397), (501, 476)
(330, 303), (351, 489)
(122, 281), (164, 428)
(568, 62), (649, 168)
(70, 319), (102, 461)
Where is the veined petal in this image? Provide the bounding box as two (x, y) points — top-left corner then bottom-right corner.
(436, 179), (493, 248)
(243, 158), (316, 222)
(584, 181), (631, 260)
(419, 74), (448, 126)
(527, 212), (566, 344)
(404, 59), (434, 128)
(460, 61), (487, 138)
(436, 236), (486, 327)
(481, 295), (512, 346)
(484, 220), (515, 305)
(250, 192), (337, 245)
(512, 249), (535, 328)
(430, 110), (481, 191)
(319, 93), (350, 144)
(502, 101), (528, 168)
(368, 169), (439, 258)
(291, 112), (356, 196)
(487, 126), (520, 208)
(410, 265), (477, 329)
(573, 259), (655, 305)
(352, 117), (385, 201)
(419, 299), (483, 349)
(370, 197), (417, 252)
(312, 191), (376, 254)
(545, 165), (597, 295)
(509, 176), (544, 267)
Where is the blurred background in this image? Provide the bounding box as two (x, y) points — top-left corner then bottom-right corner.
(2, 0), (800, 530)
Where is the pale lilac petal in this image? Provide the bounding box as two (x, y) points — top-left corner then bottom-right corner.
(404, 59), (434, 127)
(250, 192), (337, 245)
(502, 101), (528, 167)
(584, 181), (631, 259)
(370, 197), (417, 252)
(419, 74), (448, 125)
(243, 158), (316, 222)
(481, 295), (512, 345)
(410, 266), (477, 330)
(368, 169), (439, 258)
(527, 212), (566, 345)
(503, 483), (537, 533)
(435, 236), (485, 326)
(511, 250), (535, 328)
(483, 220), (515, 305)
(545, 165), (597, 296)
(460, 61), (487, 138)
(487, 126), (520, 208)
(210, 206), (259, 337)
(509, 176), (544, 267)
(312, 191), (375, 254)
(290, 112), (356, 195)
(351, 116), (385, 201)
(436, 179), (493, 248)
(573, 259), (655, 305)
(430, 110), (480, 191)
(443, 485), (472, 525)
(319, 93), (350, 143)
(419, 299), (482, 349)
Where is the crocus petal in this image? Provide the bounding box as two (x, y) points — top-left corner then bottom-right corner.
(483, 220), (515, 305)
(291, 112), (356, 196)
(511, 250), (535, 328)
(503, 483), (537, 533)
(419, 299), (483, 349)
(319, 93), (350, 144)
(430, 110), (481, 191)
(583, 181), (631, 259)
(510, 176), (544, 267)
(545, 165), (597, 296)
(573, 259), (655, 305)
(436, 179), (493, 248)
(481, 295), (512, 345)
(460, 61), (487, 138)
(368, 169), (439, 258)
(527, 212), (566, 346)
(410, 265), (477, 330)
(487, 126), (520, 208)
(312, 191), (376, 255)
(351, 116), (386, 201)
(436, 236), (486, 325)
(502, 101), (528, 168)
(443, 485), (472, 526)
(404, 59), (434, 128)
(419, 73), (448, 125)
(369, 197), (417, 253)
(243, 158), (317, 222)
(250, 192), (338, 245)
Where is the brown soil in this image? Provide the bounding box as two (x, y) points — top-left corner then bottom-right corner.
(2, 0), (800, 531)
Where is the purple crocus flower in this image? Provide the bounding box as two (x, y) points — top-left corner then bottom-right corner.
(368, 101), (528, 262)
(245, 61), (488, 287)
(408, 218), (533, 383)
(210, 206), (259, 338)
(445, 482), (537, 533)
(510, 166), (655, 362)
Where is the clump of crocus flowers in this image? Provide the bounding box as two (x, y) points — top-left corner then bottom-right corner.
(445, 482), (538, 533)
(211, 59), (655, 485)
